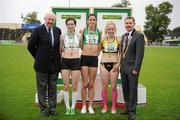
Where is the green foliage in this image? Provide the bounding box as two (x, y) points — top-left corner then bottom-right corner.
(22, 11), (41, 24)
(144, 1), (173, 42)
(112, 0), (131, 7)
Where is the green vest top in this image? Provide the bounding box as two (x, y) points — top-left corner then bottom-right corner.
(82, 27), (100, 45)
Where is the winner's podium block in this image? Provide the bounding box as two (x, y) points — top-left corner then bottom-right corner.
(117, 84), (146, 104)
(77, 75), (146, 104)
(57, 73), (146, 104)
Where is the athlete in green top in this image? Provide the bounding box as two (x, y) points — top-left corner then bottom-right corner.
(80, 14), (101, 114)
(82, 27), (100, 45)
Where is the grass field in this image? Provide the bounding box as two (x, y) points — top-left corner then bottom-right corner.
(0, 45), (180, 120)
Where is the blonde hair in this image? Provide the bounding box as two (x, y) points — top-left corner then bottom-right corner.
(103, 21), (117, 37)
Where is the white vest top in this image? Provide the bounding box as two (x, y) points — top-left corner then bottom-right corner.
(63, 32), (80, 49)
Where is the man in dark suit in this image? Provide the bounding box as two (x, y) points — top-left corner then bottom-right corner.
(120, 16), (145, 120)
(27, 12), (61, 117)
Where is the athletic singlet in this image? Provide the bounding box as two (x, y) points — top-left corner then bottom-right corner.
(63, 32), (80, 49)
(82, 27), (100, 45)
(101, 37), (120, 53)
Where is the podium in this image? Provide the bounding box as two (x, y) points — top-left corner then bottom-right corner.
(76, 77), (146, 104)
(55, 73), (147, 104)
(117, 84), (147, 104)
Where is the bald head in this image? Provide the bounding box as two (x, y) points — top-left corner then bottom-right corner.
(44, 12), (56, 28)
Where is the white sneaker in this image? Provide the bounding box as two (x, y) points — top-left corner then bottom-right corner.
(111, 109), (116, 114)
(101, 109), (107, 114)
(81, 106), (87, 114)
(88, 106), (95, 114)
(101, 106), (107, 113)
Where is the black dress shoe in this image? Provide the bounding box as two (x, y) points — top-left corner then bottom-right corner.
(128, 113), (136, 120)
(120, 110), (128, 115)
(41, 109), (49, 118)
(49, 109), (57, 116)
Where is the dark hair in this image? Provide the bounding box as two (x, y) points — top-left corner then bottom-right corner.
(87, 14), (97, 21)
(65, 17), (77, 25)
(125, 16), (135, 23)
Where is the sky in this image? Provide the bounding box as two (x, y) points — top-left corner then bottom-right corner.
(0, 0), (179, 30)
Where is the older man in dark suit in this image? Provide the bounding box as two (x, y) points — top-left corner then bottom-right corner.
(120, 16), (145, 120)
(28, 12), (61, 117)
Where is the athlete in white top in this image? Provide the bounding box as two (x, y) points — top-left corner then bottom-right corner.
(60, 17), (82, 115)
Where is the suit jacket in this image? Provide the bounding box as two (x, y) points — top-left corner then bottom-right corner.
(120, 29), (145, 74)
(28, 24), (61, 73)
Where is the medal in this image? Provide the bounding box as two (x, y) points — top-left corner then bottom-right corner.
(107, 37), (115, 58)
(87, 28), (95, 45)
(67, 32), (75, 49)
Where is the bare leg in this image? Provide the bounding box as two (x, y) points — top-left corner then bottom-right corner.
(61, 70), (71, 110)
(100, 65), (109, 113)
(89, 67), (98, 107)
(71, 70), (80, 109)
(81, 66), (89, 106)
(110, 68), (119, 114)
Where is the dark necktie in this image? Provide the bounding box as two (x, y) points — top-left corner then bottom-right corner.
(48, 27), (52, 46)
(124, 32), (129, 52)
